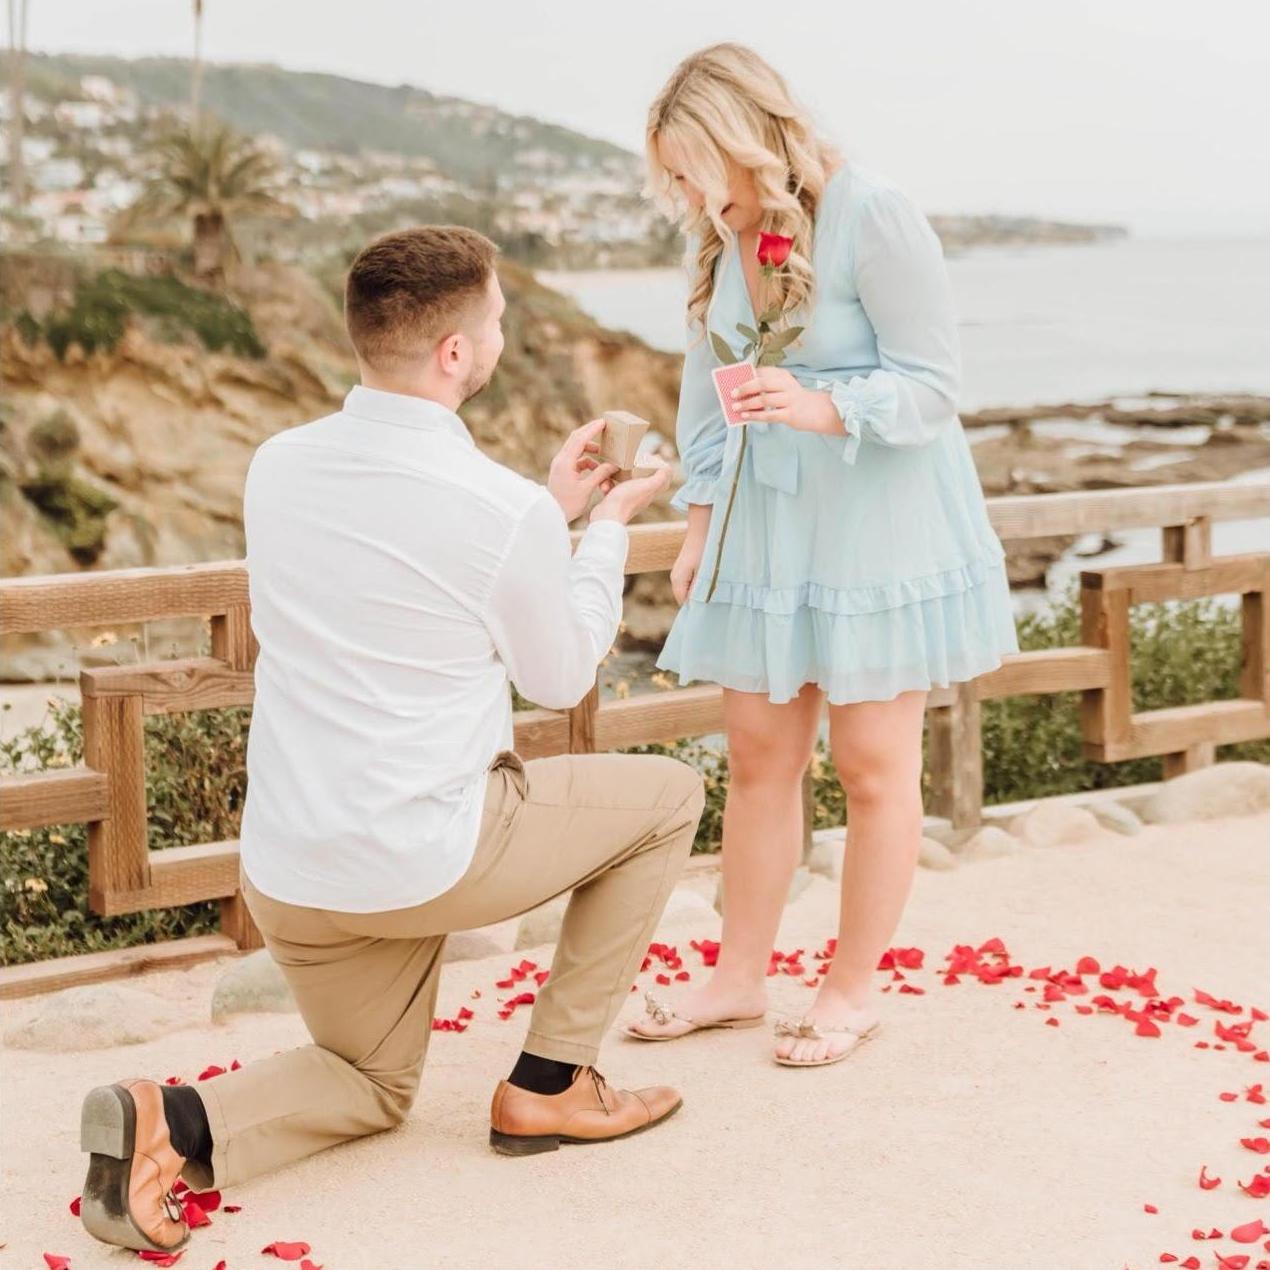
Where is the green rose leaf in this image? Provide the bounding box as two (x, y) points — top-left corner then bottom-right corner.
(736, 323), (761, 344)
(709, 330), (736, 365)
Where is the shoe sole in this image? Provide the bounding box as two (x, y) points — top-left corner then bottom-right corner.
(622, 1015), (765, 1042)
(489, 1096), (683, 1156)
(79, 1083), (190, 1254)
(772, 1023), (882, 1068)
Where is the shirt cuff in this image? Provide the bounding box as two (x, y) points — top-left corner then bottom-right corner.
(579, 517), (629, 563)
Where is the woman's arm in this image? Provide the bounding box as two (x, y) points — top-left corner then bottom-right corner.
(814, 184), (961, 465)
(671, 316), (729, 510)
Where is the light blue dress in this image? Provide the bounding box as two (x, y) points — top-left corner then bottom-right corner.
(657, 162), (1019, 705)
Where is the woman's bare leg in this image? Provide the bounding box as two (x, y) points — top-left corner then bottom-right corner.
(775, 689), (928, 1064)
(628, 683), (823, 1035)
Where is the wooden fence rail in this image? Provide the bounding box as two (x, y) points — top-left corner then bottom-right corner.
(2, 480), (1268, 998)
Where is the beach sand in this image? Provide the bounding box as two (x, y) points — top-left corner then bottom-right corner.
(3, 812), (1267, 1269)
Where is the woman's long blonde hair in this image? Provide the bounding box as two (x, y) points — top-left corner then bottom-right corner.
(644, 43), (843, 339)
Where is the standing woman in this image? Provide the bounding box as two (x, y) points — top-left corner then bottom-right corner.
(628, 44), (1018, 1066)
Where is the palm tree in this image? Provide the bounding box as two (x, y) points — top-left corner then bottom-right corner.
(125, 121), (289, 281)
(190, 0), (204, 124)
(6, 0), (30, 211)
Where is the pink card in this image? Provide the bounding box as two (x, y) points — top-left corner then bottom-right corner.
(711, 360), (755, 426)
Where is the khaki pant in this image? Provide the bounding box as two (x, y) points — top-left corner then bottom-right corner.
(189, 749), (704, 1189)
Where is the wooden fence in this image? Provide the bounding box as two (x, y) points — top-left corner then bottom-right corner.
(1, 479), (1268, 998)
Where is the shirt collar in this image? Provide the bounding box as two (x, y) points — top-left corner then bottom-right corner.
(342, 385), (475, 448)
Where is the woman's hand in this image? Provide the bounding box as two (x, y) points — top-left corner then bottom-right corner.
(730, 367), (842, 435)
(670, 506), (711, 604)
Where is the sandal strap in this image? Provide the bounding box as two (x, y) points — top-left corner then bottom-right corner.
(643, 992), (693, 1027)
(774, 1017), (873, 1042)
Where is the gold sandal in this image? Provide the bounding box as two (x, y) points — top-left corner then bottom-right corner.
(623, 991), (766, 1041)
(773, 1016), (881, 1067)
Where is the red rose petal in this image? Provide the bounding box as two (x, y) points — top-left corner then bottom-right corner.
(137, 1254), (184, 1266)
(180, 1198), (210, 1229)
(1244, 1139), (1270, 1155)
(1241, 1174), (1270, 1198)
(1232, 1221), (1270, 1244)
(1222, 1092), (1241, 1102)
(43, 1257), (71, 1270)
(1076, 955), (1101, 975)
(68, 1195), (81, 1216)
(655, 973), (671, 986)
(1199, 1165), (1223, 1190)
(1075, 1005), (1094, 1015)
(1145, 1203), (1159, 1214)
(224, 1205), (242, 1213)
(1045, 1017), (1060, 1027)
(300, 1263), (324, 1270)
(187, 1188), (220, 1213)
(197, 1065), (227, 1082)
(1180, 1259), (1200, 1269)
(214, 1263), (227, 1270)
(1136, 1018), (1162, 1038)
(1217, 1256), (1251, 1270)
(164, 1076), (184, 1086)
(230, 1059), (241, 1071)
(1159, 1255), (1178, 1264)
(262, 1243), (312, 1261)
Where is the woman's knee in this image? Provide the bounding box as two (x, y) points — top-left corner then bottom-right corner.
(728, 726), (812, 786)
(833, 749), (920, 807)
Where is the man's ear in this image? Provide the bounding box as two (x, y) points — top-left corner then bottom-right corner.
(437, 331), (464, 375)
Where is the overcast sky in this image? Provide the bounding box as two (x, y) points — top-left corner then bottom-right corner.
(22, 0), (1270, 236)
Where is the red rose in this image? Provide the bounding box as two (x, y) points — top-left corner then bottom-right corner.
(757, 232), (793, 268)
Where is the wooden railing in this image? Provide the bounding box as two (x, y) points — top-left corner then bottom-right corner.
(1, 479), (1268, 997)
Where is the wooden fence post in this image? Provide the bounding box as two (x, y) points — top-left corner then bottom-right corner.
(210, 605), (263, 950)
(1160, 518), (1216, 777)
(927, 682), (983, 829)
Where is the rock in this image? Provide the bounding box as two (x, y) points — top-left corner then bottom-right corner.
(807, 833), (845, 882)
(443, 930), (505, 964)
(656, 887), (718, 928)
(957, 826), (1022, 861)
(1087, 800), (1144, 836)
(1009, 803), (1102, 848)
(1139, 761), (1270, 824)
(211, 949), (297, 1020)
(5, 983), (178, 1050)
(918, 837), (957, 870)
(514, 894), (570, 950)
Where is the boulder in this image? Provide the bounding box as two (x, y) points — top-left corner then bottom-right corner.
(514, 894), (570, 950)
(807, 833), (845, 882)
(917, 837), (957, 870)
(957, 826), (1023, 862)
(5, 983), (178, 1051)
(1087, 800), (1144, 836)
(443, 930), (506, 964)
(1139, 761), (1270, 824)
(1009, 803), (1102, 848)
(211, 949), (297, 1021)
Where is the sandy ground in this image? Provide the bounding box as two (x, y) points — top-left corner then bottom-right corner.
(3, 813), (1269, 1270)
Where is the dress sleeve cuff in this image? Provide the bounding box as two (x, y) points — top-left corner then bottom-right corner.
(815, 377), (866, 467)
(670, 473), (719, 512)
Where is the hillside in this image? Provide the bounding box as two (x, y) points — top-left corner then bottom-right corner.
(22, 53), (634, 182)
(0, 253), (682, 678)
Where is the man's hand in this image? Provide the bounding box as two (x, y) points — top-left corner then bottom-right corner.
(548, 419), (620, 522)
(590, 457), (671, 527)
(731, 367), (842, 434)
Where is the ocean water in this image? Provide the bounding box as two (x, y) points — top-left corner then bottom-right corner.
(539, 236), (1270, 411)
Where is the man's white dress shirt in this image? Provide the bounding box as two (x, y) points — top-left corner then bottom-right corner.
(239, 385), (628, 912)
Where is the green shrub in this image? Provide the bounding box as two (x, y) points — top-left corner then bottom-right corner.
(25, 270), (266, 361)
(2, 591), (1265, 964)
(1, 699), (246, 966)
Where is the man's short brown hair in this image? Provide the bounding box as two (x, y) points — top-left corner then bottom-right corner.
(344, 225), (499, 369)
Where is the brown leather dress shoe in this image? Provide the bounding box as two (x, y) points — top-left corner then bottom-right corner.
(79, 1079), (190, 1253)
(489, 1066), (682, 1156)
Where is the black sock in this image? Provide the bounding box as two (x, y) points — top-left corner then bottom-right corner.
(507, 1051), (578, 1096)
(161, 1083), (213, 1167)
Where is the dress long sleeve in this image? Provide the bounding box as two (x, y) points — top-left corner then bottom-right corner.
(814, 185), (961, 466)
